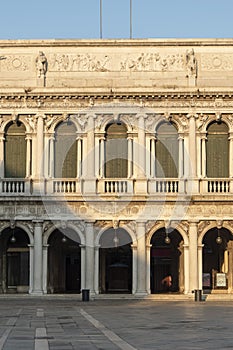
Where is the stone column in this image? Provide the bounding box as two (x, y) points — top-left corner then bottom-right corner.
(183, 244), (189, 294)
(137, 115), (146, 177)
(87, 116), (95, 177)
(150, 137), (156, 177)
(183, 134), (189, 178)
(127, 136), (133, 178)
(146, 244), (152, 294)
(229, 132), (233, 178)
(196, 134), (201, 178)
(99, 137), (105, 178)
(83, 116), (96, 193)
(136, 222), (147, 295)
(49, 136), (55, 178)
(178, 135), (184, 178)
(188, 115), (197, 177)
(201, 135), (207, 177)
(80, 244), (86, 291)
(198, 244), (204, 290)
(85, 222), (95, 293)
(189, 221), (198, 293)
(36, 115), (44, 178)
(25, 135), (32, 178)
(94, 245), (100, 294)
(135, 115), (147, 194)
(28, 244), (34, 294)
(0, 134), (5, 178)
(131, 243), (137, 294)
(76, 136), (82, 177)
(32, 221), (43, 295)
(187, 114), (198, 194)
(42, 244), (49, 294)
(43, 135), (49, 179)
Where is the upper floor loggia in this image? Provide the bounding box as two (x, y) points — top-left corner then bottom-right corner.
(0, 110), (233, 197)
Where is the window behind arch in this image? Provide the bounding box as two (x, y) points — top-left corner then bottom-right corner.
(105, 123), (128, 178)
(4, 122), (26, 178)
(206, 122), (229, 178)
(156, 122), (178, 178)
(54, 121), (77, 178)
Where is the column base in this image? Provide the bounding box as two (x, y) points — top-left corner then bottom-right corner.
(134, 291), (148, 297)
(30, 290), (44, 296)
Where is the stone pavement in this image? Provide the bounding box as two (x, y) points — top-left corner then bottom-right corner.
(0, 297), (232, 349)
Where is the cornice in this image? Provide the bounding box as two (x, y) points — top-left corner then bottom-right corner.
(1, 38), (233, 48)
(0, 89), (233, 101)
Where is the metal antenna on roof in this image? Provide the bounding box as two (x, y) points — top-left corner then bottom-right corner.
(100, 0), (103, 39)
(130, 0), (132, 39)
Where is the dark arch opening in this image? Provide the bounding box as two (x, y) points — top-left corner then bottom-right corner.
(99, 228), (132, 293)
(203, 227), (233, 291)
(48, 228), (81, 293)
(0, 227), (29, 293)
(150, 228), (183, 293)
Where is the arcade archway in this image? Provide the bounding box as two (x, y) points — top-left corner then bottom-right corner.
(48, 228), (81, 293)
(99, 227), (132, 293)
(150, 228), (183, 293)
(0, 226), (29, 293)
(202, 227), (233, 291)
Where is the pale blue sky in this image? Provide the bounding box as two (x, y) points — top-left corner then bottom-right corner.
(0, 0), (232, 40)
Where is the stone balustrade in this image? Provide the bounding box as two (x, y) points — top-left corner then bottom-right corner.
(0, 177), (233, 196)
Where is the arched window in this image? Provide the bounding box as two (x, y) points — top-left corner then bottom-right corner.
(54, 121), (77, 178)
(156, 122), (178, 178)
(4, 122), (26, 178)
(105, 122), (128, 178)
(206, 122), (229, 178)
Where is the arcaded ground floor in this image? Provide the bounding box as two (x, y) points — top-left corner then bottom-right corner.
(0, 218), (233, 297)
(0, 297), (232, 349)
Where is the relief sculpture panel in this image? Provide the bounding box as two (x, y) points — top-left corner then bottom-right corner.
(49, 53), (110, 72)
(201, 54), (233, 71)
(0, 55), (31, 71)
(120, 52), (185, 72)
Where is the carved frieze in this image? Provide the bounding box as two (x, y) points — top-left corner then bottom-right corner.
(120, 52), (185, 72)
(201, 54), (233, 71)
(49, 53), (110, 72)
(0, 55), (31, 71)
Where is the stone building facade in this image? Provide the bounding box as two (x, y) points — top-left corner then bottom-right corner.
(0, 39), (233, 296)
